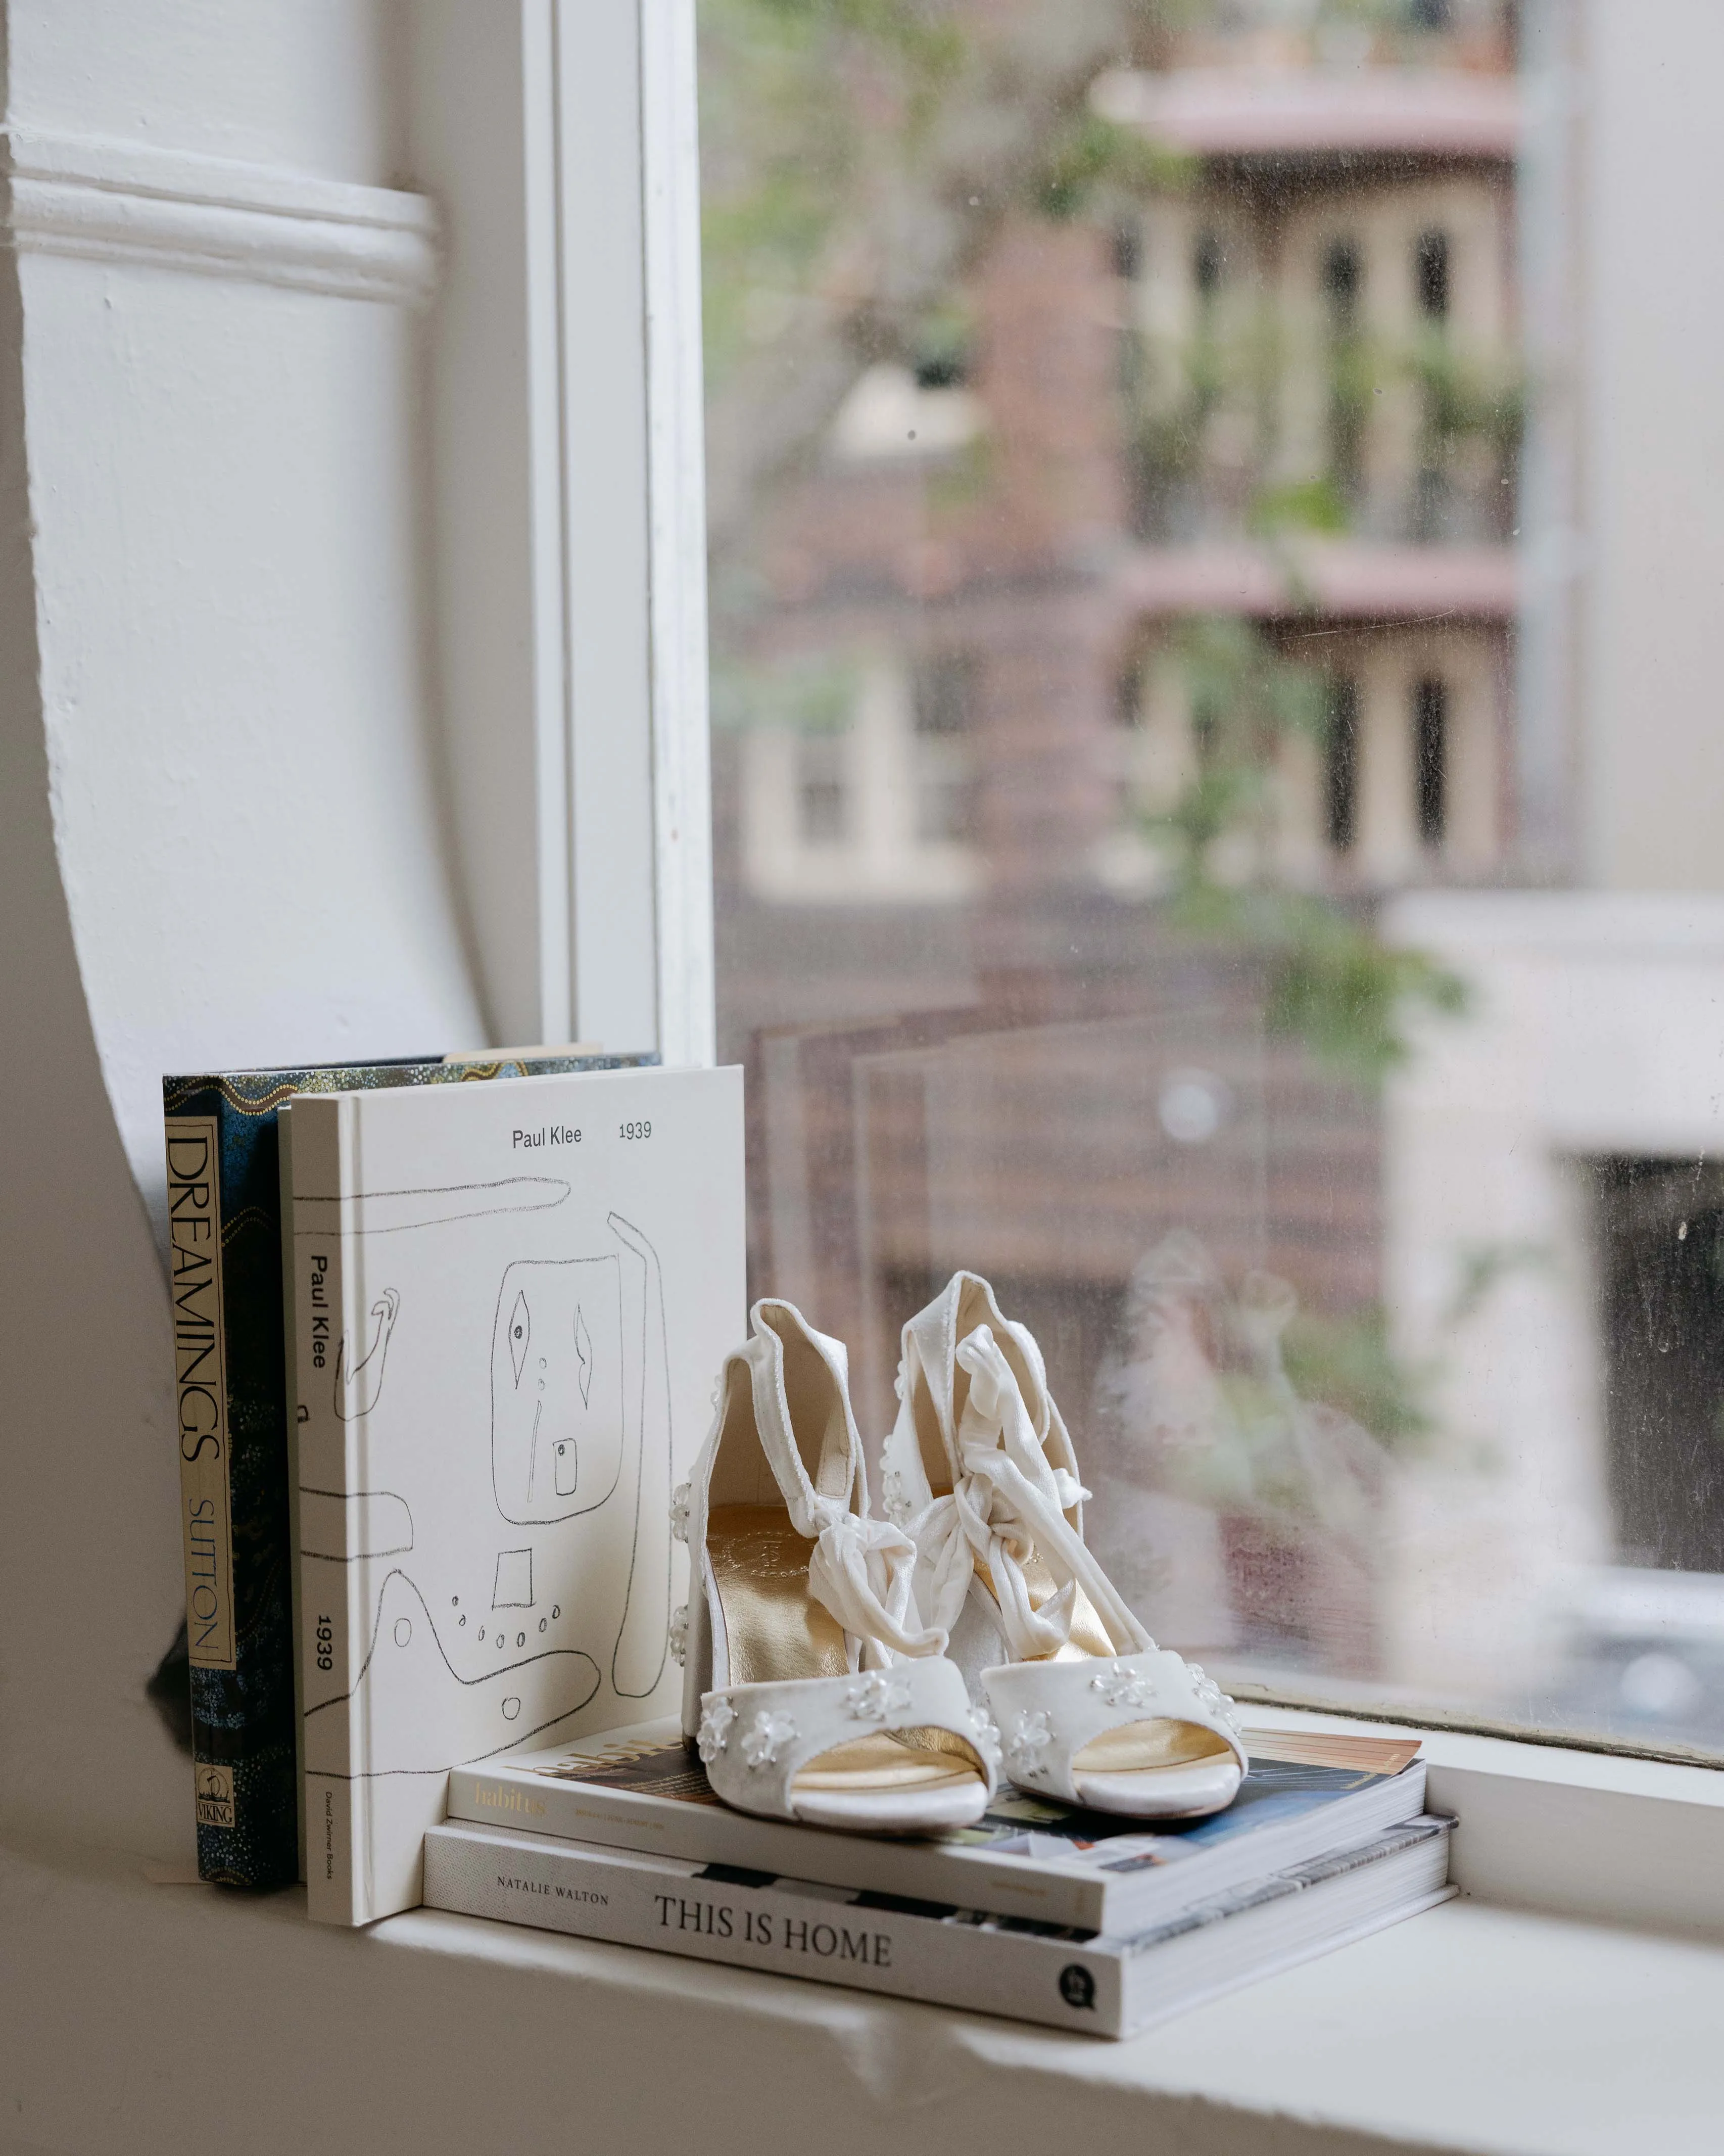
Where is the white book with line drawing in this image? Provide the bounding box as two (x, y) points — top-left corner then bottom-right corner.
(290, 1064), (744, 1925)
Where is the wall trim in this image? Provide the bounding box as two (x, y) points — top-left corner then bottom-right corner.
(0, 127), (439, 305)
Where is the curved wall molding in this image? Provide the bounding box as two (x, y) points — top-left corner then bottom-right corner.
(0, 125), (439, 305)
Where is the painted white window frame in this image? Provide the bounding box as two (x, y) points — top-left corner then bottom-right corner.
(413, 0), (714, 1067)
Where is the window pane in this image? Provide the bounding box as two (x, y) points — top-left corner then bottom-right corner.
(699, 0), (1724, 1758)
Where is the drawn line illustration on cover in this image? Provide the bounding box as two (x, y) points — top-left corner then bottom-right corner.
(492, 1256), (625, 1516)
(485, 1208), (675, 1696)
(305, 1570), (602, 1775)
(300, 1189), (675, 1777)
(300, 1487), (414, 1560)
(604, 1212), (675, 1701)
(336, 1286), (399, 1418)
(295, 1174), (571, 1236)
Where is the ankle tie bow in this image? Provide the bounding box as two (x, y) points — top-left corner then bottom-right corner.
(907, 1326), (1147, 1662)
(805, 1495), (946, 1669)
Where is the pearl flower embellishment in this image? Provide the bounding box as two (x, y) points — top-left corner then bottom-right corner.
(1188, 1663), (1240, 1731)
(1004, 1708), (1054, 1776)
(967, 1706), (1002, 1770)
(1089, 1660), (1156, 1711)
(696, 1697), (735, 1763)
(669, 1483), (692, 1544)
(843, 1671), (913, 1722)
(668, 1605), (688, 1668)
(741, 1710), (798, 1770)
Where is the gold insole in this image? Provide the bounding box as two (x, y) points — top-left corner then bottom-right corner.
(707, 1504), (983, 1793)
(1073, 1721), (1233, 1775)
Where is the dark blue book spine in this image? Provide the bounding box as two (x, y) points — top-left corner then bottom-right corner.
(165, 1073), (308, 1888)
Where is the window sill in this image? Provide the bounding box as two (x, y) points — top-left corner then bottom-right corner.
(1244, 1700), (1724, 1939)
(7, 1719), (1723, 2156)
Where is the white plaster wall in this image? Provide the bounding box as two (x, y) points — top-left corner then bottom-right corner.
(0, 0), (484, 1863)
(27, 253), (484, 1227)
(6, 0), (406, 181)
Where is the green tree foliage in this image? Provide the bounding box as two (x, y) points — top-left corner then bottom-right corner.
(703, 0), (1480, 1084)
(1141, 616), (1468, 1086)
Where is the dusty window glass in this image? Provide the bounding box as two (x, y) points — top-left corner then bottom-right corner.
(700, 1), (1723, 1758)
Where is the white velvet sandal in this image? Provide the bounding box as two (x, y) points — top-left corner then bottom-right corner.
(674, 1298), (998, 1833)
(882, 1273), (1247, 1820)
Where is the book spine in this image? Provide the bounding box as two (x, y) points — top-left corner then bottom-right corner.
(277, 1105), (307, 1884)
(422, 1825), (1125, 2036)
(165, 1101), (299, 1888)
(292, 1094), (367, 1924)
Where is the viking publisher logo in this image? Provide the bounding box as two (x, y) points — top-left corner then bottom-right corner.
(195, 1763), (235, 1830)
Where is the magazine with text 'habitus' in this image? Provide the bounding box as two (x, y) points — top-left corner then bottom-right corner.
(292, 1065), (745, 1925)
(446, 1723), (1426, 1937)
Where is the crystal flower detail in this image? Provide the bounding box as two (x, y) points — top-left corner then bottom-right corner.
(696, 1696), (735, 1763)
(966, 1705), (1002, 1770)
(669, 1482), (692, 1544)
(1186, 1663), (1240, 1731)
(1088, 1660), (1155, 1711)
(879, 1469), (913, 1529)
(1004, 1708), (1054, 1776)
(843, 1671), (912, 1722)
(741, 1709), (798, 1770)
(668, 1604), (689, 1668)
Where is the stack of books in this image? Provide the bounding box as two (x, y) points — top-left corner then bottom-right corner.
(160, 1046), (1451, 2036)
(423, 1719), (1453, 2039)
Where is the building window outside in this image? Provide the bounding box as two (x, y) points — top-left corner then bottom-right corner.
(1413, 677), (1447, 850)
(1416, 228), (1452, 323)
(1323, 238), (1365, 506)
(912, 653), (977, 739)
(698, 3), (1724, 1763)
(1326, 677), (1360, 854)
(1323, 237), (1362, 322)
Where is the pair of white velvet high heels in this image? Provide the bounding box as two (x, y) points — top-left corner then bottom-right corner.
(672, 1273), (1246, 1837)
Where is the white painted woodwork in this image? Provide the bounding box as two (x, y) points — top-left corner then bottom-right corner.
(409, 0), (713, 1059)
(1580, 0), (1724, 890)
(3, 124), (438, 302)
(11, 1747), (1724, 2156)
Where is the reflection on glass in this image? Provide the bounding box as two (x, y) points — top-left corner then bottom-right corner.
(700, 0), (1724, 1758)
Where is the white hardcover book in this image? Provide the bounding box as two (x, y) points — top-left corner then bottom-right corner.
(446, 1719), (1428, 1936)
(422, 1815), (1455, 2039)
(292, 1066), (745, 1924)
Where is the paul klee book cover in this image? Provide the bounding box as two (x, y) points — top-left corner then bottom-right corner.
(291, 1064), (745, 1924)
